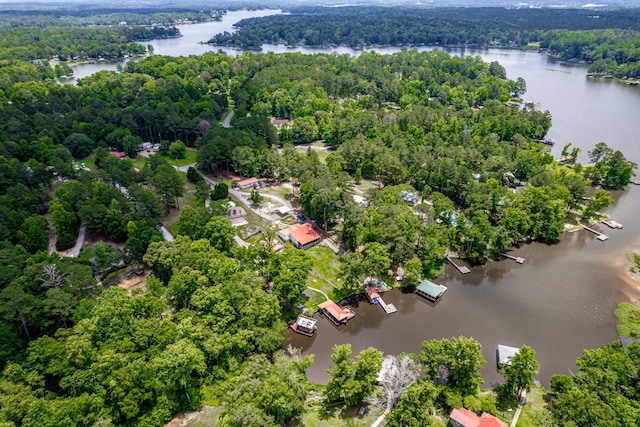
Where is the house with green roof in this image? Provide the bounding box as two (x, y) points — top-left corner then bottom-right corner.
(415, 279), (448, 302)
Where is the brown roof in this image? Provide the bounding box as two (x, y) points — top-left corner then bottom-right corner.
(120, 276), (142, 290)
(289, 223), (321, 246)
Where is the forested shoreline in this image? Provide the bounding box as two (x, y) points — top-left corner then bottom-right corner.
(209, 6), (640, 78)
(0, 5), (639, 426)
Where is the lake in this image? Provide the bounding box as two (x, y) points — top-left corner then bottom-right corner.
(70, 10), (640, 387)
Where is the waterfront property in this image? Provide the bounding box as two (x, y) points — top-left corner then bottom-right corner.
(290, 315), (318, 336)
(365, 286), (397, 314)
(450, 407), (508, 427)
(318, 300), (356, 326)
(415, 279), (448, 302)
(496, 344), (521, 367)
(278, 223), (322, 250)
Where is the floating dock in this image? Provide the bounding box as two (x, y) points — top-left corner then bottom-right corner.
(583, 225), (609, 241)
(500, 253), (525, 264)
(446, 256), (471, 274)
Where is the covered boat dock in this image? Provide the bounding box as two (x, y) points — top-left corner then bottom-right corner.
(415, 279), (448, 302)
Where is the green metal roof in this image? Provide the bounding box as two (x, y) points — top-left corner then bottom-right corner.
(416, 279), (446, 298)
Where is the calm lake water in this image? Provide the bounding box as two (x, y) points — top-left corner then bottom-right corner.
(69, 10), (640, 387)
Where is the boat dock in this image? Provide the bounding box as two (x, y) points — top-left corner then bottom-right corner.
(447, 257), (470, 274)
(500, 253), (525, 264)
(378, 298), (397, 314)
(365, 286), (397, 314)
(583, 225), (609, 241)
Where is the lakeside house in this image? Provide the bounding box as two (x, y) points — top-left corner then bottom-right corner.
(450, 407), (508, 427)
(415, 279), (448, 302)
(496, 344), (521, 367)
(290, 315), (318, 336)
(318, 300), (356, 325)
(277, 223), (322, 250)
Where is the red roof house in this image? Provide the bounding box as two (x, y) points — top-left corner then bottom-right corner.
(277, 223), (321, 250)
(450, 408), (508, 427)
(235, 177), (259, 189)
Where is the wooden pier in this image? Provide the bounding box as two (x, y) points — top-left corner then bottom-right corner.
(378, 297), (397, 314)
(365, 286), (396, 314)
(582, 225), (609, 241)
(500, 253), (525, 264)
(446, 257), (471, 274)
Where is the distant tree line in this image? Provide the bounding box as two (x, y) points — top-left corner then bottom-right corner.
(209, 6), (640, 77)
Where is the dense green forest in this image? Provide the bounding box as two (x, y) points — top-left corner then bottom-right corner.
(209, 6), (640, 78)
(0, 7), (638, 425)
(0, 8), (221, 28)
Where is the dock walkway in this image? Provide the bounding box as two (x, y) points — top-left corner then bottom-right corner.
(447, 256), (471, 274)
(583, 225), (609, 241)
(378, 297), (397, 314)
(501, 253), (525, 264)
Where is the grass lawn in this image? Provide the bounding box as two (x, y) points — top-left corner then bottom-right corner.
(301, 394), (385, 427)
(304, 245), (342, 307)
(159, 149), (198, 167)
(517, 386), (551, 426)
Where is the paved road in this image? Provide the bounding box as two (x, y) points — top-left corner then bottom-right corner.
(222, 109), (234, 128)
(175, 162), (197, 173)
(66, 224), (86, 258)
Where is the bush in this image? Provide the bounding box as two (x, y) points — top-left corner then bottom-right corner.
(211, 182), (229, 201)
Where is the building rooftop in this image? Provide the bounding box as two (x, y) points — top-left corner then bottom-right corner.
(237, 177), (258, 187)
(288, 223), (321, 246)
(296, 315), (317, 330)
(497, 344), (521, 366)
(319, 301), (356, 322)
(450, 408), (508, 427)
(416, 279), (447, 298)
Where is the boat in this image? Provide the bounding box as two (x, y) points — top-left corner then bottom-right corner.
(602, 219), (623, 229)
(365, 286), (381, 304)
(290, 315), (318, 336)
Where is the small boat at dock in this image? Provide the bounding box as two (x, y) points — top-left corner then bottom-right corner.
(602, 219), (623, 229)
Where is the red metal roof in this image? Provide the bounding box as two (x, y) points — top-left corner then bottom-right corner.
(319, 301), (355, 322)
(450, 408), (507, 427)
(237, 177), (258, 187)
(289, 223), (321, 246)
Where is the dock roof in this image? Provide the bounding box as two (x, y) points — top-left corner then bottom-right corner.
(497, 344), (521, 366)
(416, 279), (447, 298)
(319, 301), (355, 322)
